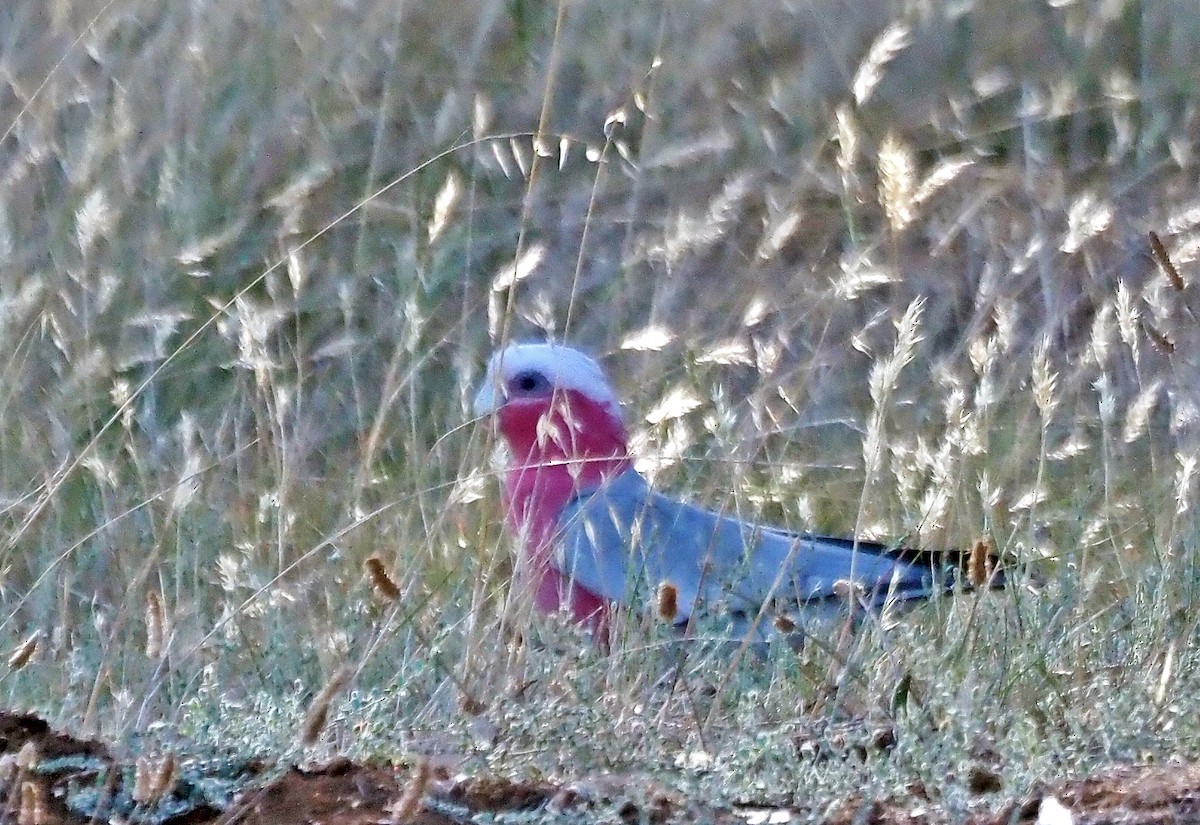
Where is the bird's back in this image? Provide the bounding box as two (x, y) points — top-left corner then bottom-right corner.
(555, 468), (966, 630)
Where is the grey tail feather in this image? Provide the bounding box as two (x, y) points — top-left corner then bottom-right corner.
(804, 533), (1011, 593)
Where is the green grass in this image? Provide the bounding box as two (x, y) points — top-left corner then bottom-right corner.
(2, 0), (1200, 818)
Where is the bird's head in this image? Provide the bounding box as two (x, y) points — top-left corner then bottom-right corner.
(474, 342), (630, 485)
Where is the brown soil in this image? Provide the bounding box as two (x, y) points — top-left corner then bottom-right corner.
(2, 710), (1198, 824)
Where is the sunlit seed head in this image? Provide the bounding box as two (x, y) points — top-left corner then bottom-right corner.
(695, 339), (753, 366)
(427, 171), (460, 244)
(509, 137), (529, 178)
(1115, 280), (1140, 352)
(490, 243), (545, 293)
(914, 156), (973, 207)
(853, 24), (911, 105)
(620, 325), (674, 352)
(1031, 338), (1058, 418)
(1088, 302), (1114, 366)
(1061, 192), (1113, 254)
(75, 188), (113, 256)
(1175, 452), (1197, 516)
(1122, 380), (1161, 444)
(1094, 374), (1116, 425)
(6, 632), (39, 670)
(878, 133), (916, 233)
(835, 104), (858, 180)
(645, 385), (702, 426)
(145, 589), (166, 660)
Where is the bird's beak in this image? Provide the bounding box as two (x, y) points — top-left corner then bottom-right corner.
(473, 379), (501, 418)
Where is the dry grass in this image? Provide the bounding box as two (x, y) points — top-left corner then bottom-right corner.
(1, 0), (1200, 818)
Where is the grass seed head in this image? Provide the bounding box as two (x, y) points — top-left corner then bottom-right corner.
(968, 540), (991, 588)
(1032, 338), (1059, 419)
(835, 104), (859, 190)
(853, 23), (911, 105)
(300, 666), (353, 747)
(7, 632), (40, 670)
(1115, 280), (1141, 354)
(1149, 231), (1185, 291)
(1141, 321), (1174, 355)
(153, 753), (177, 802)
(1122, 381), (1162, 444)
(773, 614), (797, 633)
(15, 742), (38, 772)
(145, 590), (165, 660)
(390, 759), (432, 821)
(656, 582), (679, 622)
(832, 579), (866, 603)
(365, 557), (401, 602)
(878, 133), (916, 233)
(18, 780), (46, 825)
(133, 755), (157, 804)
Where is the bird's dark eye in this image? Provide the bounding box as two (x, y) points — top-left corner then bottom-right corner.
(511, 370), (549, 394)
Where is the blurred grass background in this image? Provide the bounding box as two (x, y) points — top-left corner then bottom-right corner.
(2, 0), (1200, 816)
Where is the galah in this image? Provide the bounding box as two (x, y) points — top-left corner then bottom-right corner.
(474, 341), (989, 641)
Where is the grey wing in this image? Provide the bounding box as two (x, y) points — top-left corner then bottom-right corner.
(626, 502), (946, 618)
(555, 471), (720, 621)
(557, 469), (950, 623)
(727, 528), (947, 610)
(553, 478), (639, 606)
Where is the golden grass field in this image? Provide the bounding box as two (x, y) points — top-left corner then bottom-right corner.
(2, 0), (1200, 821)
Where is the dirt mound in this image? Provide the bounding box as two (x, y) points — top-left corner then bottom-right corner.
(0, 710), (693, 824)
(1, 710), (1198, 824)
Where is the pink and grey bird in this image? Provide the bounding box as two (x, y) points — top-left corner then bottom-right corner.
(474, 341), (989, 641)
